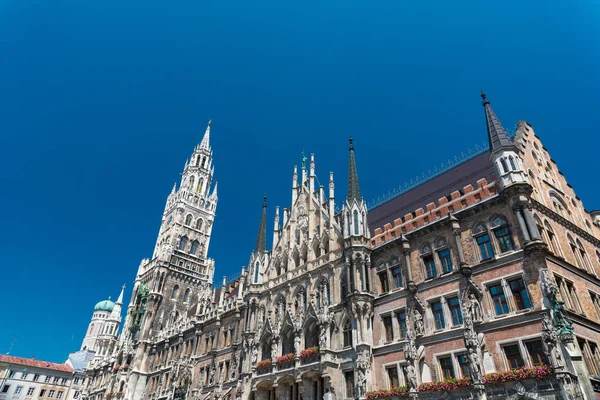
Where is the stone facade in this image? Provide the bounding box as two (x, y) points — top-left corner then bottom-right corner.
(81, 96), (600, 400)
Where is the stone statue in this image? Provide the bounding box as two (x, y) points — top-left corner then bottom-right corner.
(319, 325), (328, 349)
(550, 292), (574, 336)
(468, 294), (483, 322)
(467, 348), (483, 382)
(251, 343), (258, 365)
(357, 368), (366, 397)
(413, 309), (424, 336)
(294, 334), (302, 355)
(271, 338), (278, 360)
(541, 312), (564, 368)
(405, 364), (417, 391)
(208, 366), (215, 385)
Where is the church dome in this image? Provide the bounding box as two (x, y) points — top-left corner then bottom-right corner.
(94, 299), (115, 312)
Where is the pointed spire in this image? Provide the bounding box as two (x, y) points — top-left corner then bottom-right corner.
(255, 196), (267, 252)
(481, 92), (515, 153)
(171, 182), (177, 194)
(210, 181), (218, 198)
(347, 137), (361, 201)
(116, 284), (125, 305)
(199, 120), (212, 150)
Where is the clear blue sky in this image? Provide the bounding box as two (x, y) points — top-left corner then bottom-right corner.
(0, 0), (598, 362)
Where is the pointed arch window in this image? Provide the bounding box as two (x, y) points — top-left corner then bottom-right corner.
(390, 257), (403, 289)
(254, 262), (259, 283)
(171, 285), (180, 299)
(472, 222), (494, 261)
(183, 288), (191, 303)
(178, 236), (188, 250)
(353, 210), (359, 235)
(343, 319), (352, 348)
(568, 235), (582, 269)
(544, 221), (561, 256)
(576, 239), (593, 274)
(421, 244), (436, 279)
(490, 216), (514, 253)
(196, 219), (204, 231)
(509, 156), (517, 170)
(190, 240), (199, 255)
(500, 158), (509, 174)
(189, 176), (195, 190)
(184, 214), (193, 226)
(197, 178), (204, 193)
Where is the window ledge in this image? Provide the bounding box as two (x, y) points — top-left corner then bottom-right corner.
(515, 308), (533, 315)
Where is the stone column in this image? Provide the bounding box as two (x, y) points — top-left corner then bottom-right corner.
(522, 205), (542, 241)
(514, 207), (531, 242)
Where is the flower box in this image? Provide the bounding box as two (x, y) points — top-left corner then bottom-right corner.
(105, 393), (114, 399)
(483, 365), (553, 385)
(113, 365), (120, 372)
(366, 387), (409, 399)
(418, 378), (471, 392)
(299, 346), (320, 364)
(122, 364), (129, 371)
(276, 353), (295, 369)
(256, 359), (273, 374)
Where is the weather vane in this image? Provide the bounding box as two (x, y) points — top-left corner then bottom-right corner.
(301, 150), (307, 170)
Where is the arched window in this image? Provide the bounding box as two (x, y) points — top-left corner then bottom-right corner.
(189, 176), (195, 190)
(254, 262), (260, 283)
(184, 214), (193, 226)
(490, 216), (514, 254)
(183, 288), (191, 303)
(343, 319), (352, 348)
(178, 236), (188, 250)
(500, 158), (508, 174)
(88, 324), (94, 334)
(544, 221), (561, 256)
(197, 178), (204, 194)
(353, 211), (359, 235)
(190, 240), (199, 255)
(421, 244), (436, 279)
(435, 238), (453, 274)
(576, 239), (593, 274)
(196, 218), (204, 231)
(567, 235), (582, 269)
(472, 222), (494, 261)
(390, 257), (403, 289)
(509, 156), (517, 170)
(171, 285), (180, 299)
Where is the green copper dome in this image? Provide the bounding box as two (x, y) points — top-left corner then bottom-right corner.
(94, 299), (115, 312)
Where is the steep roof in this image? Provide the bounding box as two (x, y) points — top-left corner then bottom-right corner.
(367, 152), (495, 233)
(347, 138), (361, 201)
(481, 92), (515, 153)
(0, 355), (73, 373)
(255, 196), (267, 252)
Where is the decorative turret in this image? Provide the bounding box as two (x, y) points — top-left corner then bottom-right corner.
(255, 196), (267, 253)
(343, 138), (369, 239)
(481, 92), (527, 191)
(248, 197), (270, 285)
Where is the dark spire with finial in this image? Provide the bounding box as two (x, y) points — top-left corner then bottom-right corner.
(347, 137), (362, 202)
(255, 196), (267, 252)
(481, 91), (515, 153)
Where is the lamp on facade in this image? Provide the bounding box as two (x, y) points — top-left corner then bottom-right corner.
(323, 389), (336, 400)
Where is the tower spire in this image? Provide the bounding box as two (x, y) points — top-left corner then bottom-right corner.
(199, 119), (212, 150)
(255, 196), (267, 252)
(481, 92), (515, 154)
(116, 284), (125, 305)
(347, 137), (361, 201)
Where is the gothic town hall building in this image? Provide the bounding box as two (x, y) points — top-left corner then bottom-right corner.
(79, 95), (600, 400)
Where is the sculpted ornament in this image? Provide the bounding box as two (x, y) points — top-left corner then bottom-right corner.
(541, 312), (564, 368)
(251, 342), (258, 365)
(413, 309), (424, 336)
(405, 364), (417, 392)
(467, 293), (483, 322)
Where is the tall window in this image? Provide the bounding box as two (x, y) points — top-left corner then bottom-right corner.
(500, 158), (508, 174)
(509, 156), (517, 170)
(525, 340), (548, 366)
(383, 316), (394, 342)
(439, 357), (455, 379)
(387, 367), (399, 388)
(457, 354), (469, 377)
(353, 211), (359, 235)
(509, 278), (531, 310)
(343, 320), (352, 347)
(391, 258), (403, 288)
(491, 217), (514, 253)
(489, 283), (509, 315)
(590, 291), (600, 320)
(475, 231), (495, 261)
(196, 218), (204, 231)
(577, 239), (593, 274)
(503, 344), (525, 369)
(184, 214), (193, 226)
(431, 301), (445, 330)
(344, 371), (355, 399)
(578, 338), (600, 376)
(544, 221), (560, 256)
(447, 297), (463, 326)
(438, 248), (453, 274)
(178, 236), (188, 250)
(254, 262), (259, 283)
(171, 285), (179, 299)
(397, 310), (407, 339)
(422, 245), (436, 279)
(378, 271), (389, 294)
(190, 240), (199, 255)
(183, 288), (190, 303)
(555, 275), (583, 313)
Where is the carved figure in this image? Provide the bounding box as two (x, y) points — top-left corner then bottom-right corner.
(467, 348), (483, 382)
(251, 343), (258, 365)
(208, 366), (215, 385)
(357, 368), (366, 397)
(541, 312), (564, 368)
(405, 364), (417, 391)
(468, 294), (483, 321)
(413, 309), (424, 336)
(319, 325), (328, 349)
(294, 334), (301, 355)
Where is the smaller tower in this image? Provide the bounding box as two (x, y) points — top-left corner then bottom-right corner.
(80, 285), (125, 359)
(249, 197), (269, 285)
(481, 92), (527, 191)
(343, 138), (369, 239)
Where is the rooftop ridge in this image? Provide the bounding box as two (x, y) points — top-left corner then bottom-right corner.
(367, 131), (515, 211)
(212, 272), (243, 289)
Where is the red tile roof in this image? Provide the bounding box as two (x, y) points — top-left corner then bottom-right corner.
(0, 355), (73, 373)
